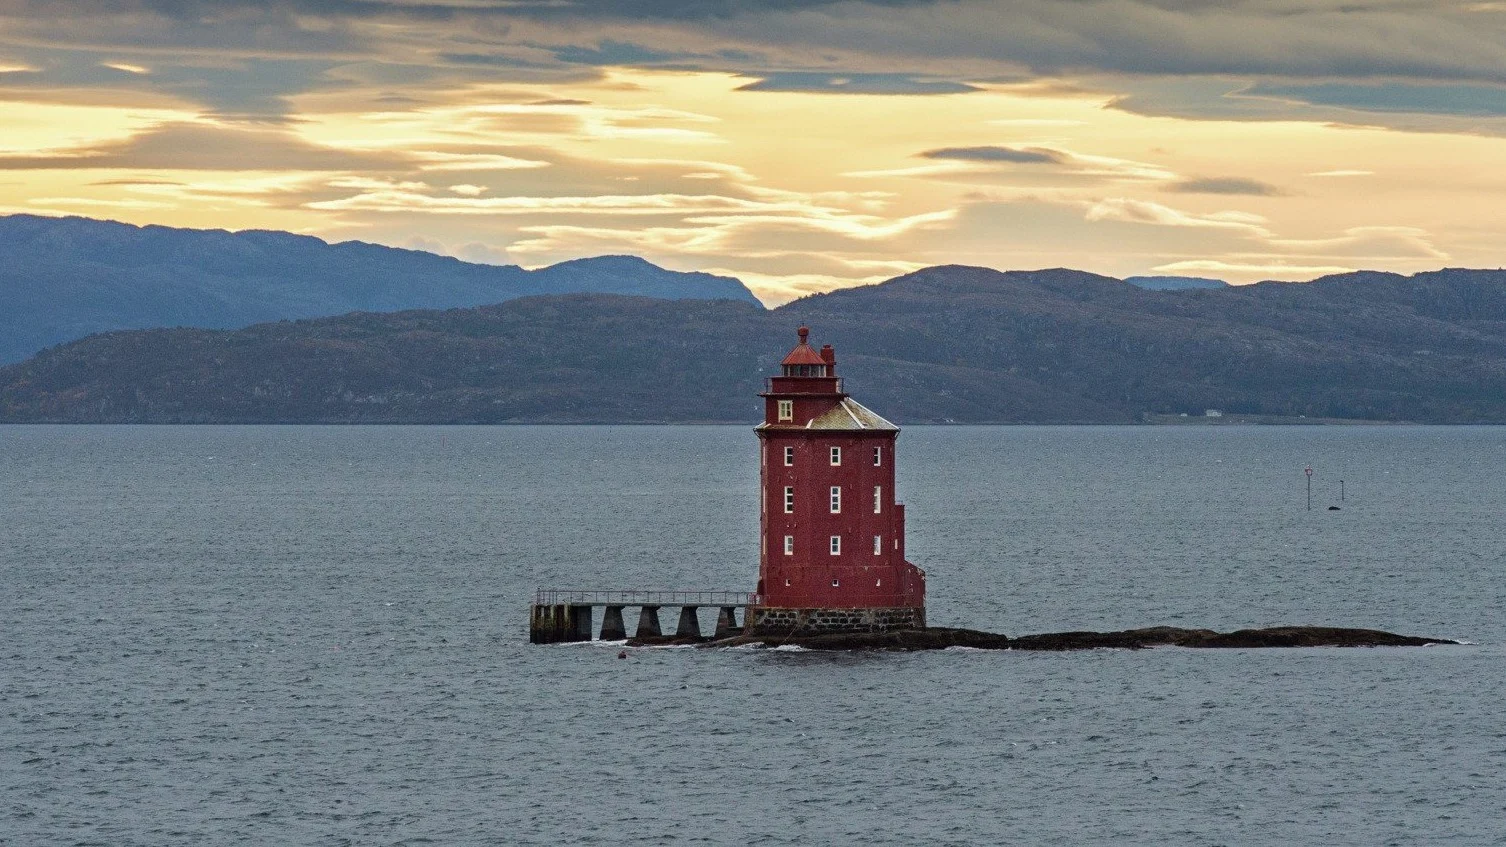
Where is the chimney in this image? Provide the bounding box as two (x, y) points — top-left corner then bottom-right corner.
(820, 344), (836, 369)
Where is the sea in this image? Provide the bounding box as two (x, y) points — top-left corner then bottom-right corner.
(3, 424), (1504, 846)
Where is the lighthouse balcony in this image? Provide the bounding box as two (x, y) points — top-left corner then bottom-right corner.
(759, 376), (844, 395)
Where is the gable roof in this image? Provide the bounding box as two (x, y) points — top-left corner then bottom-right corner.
(803, 397), (898, 431)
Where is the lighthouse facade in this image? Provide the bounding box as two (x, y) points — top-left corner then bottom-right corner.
(751, 327), (926, 634)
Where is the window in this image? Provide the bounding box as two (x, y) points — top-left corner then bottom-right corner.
(829, 486), (841, 513)
(830, 535), (841, 555)
(784, 446), (794, 466)
(778, 400), (793, 421)
(784, 578), (791, 587)
(784, 486), (794, 513)
(874, 535), (882, 555)
(874, 486), (882, 514)
(783, 535), (794, 555)
(830, 446), (841, 465)
(873, 446), (882, 466)
(831, 578), (840, 587)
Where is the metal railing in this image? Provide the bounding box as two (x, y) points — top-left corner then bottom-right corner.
(762, 377), (843, 393)
(533, 589), (760, 607)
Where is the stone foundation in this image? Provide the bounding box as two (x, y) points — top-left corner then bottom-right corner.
(748, 606), (925, 636)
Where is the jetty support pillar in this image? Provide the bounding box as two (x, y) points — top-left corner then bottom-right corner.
(600, 605), (627, 641)
(636, 605), (662, 639)
(715, 606), (740, 638)
(675, 606), (701, 638)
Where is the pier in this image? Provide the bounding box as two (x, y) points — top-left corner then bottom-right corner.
(529, 590), (759, 644)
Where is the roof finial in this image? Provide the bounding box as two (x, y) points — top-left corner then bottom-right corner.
(797, 325), (810, 345)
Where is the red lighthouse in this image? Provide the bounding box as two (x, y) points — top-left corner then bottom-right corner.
(750, 326), (926, 634)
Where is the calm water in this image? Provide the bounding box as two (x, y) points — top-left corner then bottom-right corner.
(3, 425), (1505, 846)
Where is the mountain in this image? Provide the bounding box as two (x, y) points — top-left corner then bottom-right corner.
(1125, 275), (1229, 290)
(6, 266), (1506, 424)
(0, 214), (760, 364)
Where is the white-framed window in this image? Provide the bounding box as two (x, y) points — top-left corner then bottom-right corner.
(777, 400), (793, 421)
(784, 578), (791, 587)
(831, 578), (840, 587)
(784, 486), (794, 513)
(874, 535), (882, 555)
(784, 445), (794, 466)
(874, 486), (882, 513)
(873, 446), (882, 466)
(830, 535), (841, 555)
(876, 578), (882, 587)
(830, 446), (841, 465)
(894, 538), (899, 551)
(829, 486), (841, 513)
(783, 535), (794, 555)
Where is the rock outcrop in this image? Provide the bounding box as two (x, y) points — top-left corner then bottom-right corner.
(697, 625), (1455, 651)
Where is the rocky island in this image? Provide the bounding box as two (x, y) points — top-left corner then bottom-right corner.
(630, 625), (1457, 651)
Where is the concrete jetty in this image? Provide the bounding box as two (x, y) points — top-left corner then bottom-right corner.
(529, 590), (755, 644)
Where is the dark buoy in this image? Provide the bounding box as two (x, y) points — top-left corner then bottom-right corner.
(1328, 505), (1340, 511)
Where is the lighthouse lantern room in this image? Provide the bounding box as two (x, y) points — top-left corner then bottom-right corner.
(750, 326), (926, 634)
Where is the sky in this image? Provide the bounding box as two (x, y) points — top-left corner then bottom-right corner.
(4, 2), (1506, 304)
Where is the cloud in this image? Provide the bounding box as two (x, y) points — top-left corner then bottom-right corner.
(857, 145), (1173, 183)
(305, 190), (828, 216)
(1151, 260), (1353, 281)
(1085, 198), (1270, 236)
(5, 2), (1504, 300)
(29, 195), (174, 210)
(411, 151), (552, 172)
(919, 145), (1064, 164)
(1105, 75), (1506, 135)
(1248, 82), (1506, 117)
(10, 0), (1506, 123)
(736, 73), (980, 95)
(1272, 226), (1449, 260)
(1167, 177), (1285, 196)
(0, 121), (412, 171)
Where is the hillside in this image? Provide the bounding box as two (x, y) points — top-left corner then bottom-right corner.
(5, 266), (1506, 424)
(1125, 275), (1229, 291)
(0, 214), (760, 364)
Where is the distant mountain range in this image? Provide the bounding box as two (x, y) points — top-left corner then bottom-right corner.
(0, 214), (759, 364)
(6, 264), (1506, 424)
(1124, 275), (1229, 291)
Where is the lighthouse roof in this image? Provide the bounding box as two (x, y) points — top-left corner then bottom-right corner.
(781, 344), (828, 366)
(781, 325), (828, 366)
(804, 397), (899, 431)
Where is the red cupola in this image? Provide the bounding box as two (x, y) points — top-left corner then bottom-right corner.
(750, 326), (926, 634)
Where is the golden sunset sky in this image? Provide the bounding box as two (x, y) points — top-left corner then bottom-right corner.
(4, 1), (1506, 303)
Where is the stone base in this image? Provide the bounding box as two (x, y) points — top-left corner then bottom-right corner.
(748, 606), (925, 636)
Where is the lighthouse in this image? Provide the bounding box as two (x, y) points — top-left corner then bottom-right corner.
(750, 326), (926, 634)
